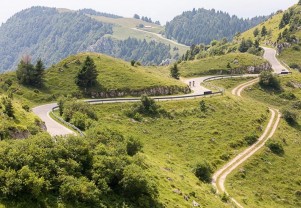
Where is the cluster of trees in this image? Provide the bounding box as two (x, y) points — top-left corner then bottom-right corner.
(0, 131), (159, 207)
(0, 7), (113, 72)
(16, 56), (45, 87)
(238, 38), (262, 55)
(92, 37), (171, 65)
(165, 8), (268, 45)
(78, 8), (123, 19)
(279, 10), (293, 29)
(58, 97), (97, 130)
(133, 14), (160, 25)
(253, 26), (268, 38)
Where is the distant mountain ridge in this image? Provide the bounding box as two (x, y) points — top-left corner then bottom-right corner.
(165, 8), (270, 45)
(0, 7), (171, 72)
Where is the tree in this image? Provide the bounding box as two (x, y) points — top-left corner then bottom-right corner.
(131, 60), (136, 66)
(34, 58), (45, 87)
(16, 56), (45, 87)
(261, 26), (268, 36)
(138, 95), (159, 116)
(259, 71), (281, 90)
(75, 56), (98, 88)
(133, 14), (140, 19)
(170, 63), (180, 79)
(299, 0), (301, 5)
(253, 28), (259, 37)
(2, 97), (14, 118)
(200, 100), (207, 112)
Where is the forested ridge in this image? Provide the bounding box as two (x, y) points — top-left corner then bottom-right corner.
(165, 8), (269, 46)
(0, 7), (171, 72)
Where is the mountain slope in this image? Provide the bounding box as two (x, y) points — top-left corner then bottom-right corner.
(165, 8), (269, 46)
(0, 7), (173, 73)
(0, 53), (189, 104)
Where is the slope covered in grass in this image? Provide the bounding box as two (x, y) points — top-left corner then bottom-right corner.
(226, 72), (301, 208)
(0, 95), (43, 139)
(86, 94), (270, 207)
(0, 53), (188, 105)
(179, 53), (268, 77)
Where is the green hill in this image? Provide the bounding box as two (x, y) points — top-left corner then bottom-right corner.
(0, 7), (178, 73)
(0, 53), (189, 105)
(225, 72), (301, 208)
(179, 53), (268, 77)
(239, 3), (301, 70)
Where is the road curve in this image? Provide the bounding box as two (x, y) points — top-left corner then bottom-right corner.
(262, 46), (289, 74)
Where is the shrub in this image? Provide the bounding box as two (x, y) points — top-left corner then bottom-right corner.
(244, 134), (258, 146)
(281, 108), (298, 124)
(259, 71), (281, 91)
(279, 92), (296, 100)
(292, 100), (301, 109)
(289, 63), (300, 70)
(126, 137), (143, 156)
(267, 141), (284, 155)
(70, 112), (89, 130)
(22, 105), (30, 112)
(136, 95), (160, 116)
(194, 161), (213, 183)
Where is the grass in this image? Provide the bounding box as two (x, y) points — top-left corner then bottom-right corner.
(203, 77), (255, 91)
(87, 94), (269, 207)
(226, 72), (301, 208)
(90, 15), (189, 57)
(0, 95), (43, 139)
(279, 45), (301, 69)
(179, 53), (267, 77)
(0, 53), (188, 105)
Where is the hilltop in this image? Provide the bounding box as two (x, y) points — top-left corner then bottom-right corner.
(0, 53), (189, 104)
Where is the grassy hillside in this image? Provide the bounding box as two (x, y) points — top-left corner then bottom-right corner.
(83, 93), (270, 207)
(90, 15), (189, 57)
(226, 72), (301, 207)
(0, 53), (188, 105)
(0, 95), (43, 139)
(179, 53), (268, 77)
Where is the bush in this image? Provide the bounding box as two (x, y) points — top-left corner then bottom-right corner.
(267, 141), (284, 155)
(194, 161), (213, 183)
(259, 71), (281, 91)
(70, 112), (89, 130)
(289, 63), (301, 70)
(126, 137), (143, 156)
(292, 100), (301, 109)
(244, 134), (258, 146)
(279, 92), (296, 100)
(135, 95), (160, 116)
(281, 108), (298, 124)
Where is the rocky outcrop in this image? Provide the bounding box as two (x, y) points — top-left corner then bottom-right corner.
(277, 42), (292, 54)
(246, 62), (272, 73)
(8, 129), (30, 139)
(91, 86), (191, 98)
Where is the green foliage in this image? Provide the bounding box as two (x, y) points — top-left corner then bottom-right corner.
(199, 100), (207, 112)
(126, 137), (143, 156)
(76, 56), (99, 88)
(194, 161), (213, 183)
(253, 28), (259, 37)
(120, 164), (158, 200)
(59, 176), (101, 206)
(259, 71), (281, 90)
(170, 63), (180, 79)
(281, 108), (298, 124)
(261, 26), (268, 36)
(134, 95), (160, 116)
(16, 58), (45, 87)
(244, 134), (258, 145)
(131, 60), (136, 66)
(238, 39), (254, 53)
(2, 97), (14, 118)
(70, 112), (90, 130)
(165, 8), (268, 45)
(267, 141), (284, 156)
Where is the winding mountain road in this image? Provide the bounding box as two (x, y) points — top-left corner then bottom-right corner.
(33, 47), (286, 207)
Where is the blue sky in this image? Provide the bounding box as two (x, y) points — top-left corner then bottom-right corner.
(0, 0), (297, 24)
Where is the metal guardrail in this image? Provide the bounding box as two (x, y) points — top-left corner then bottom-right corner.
(51, 106), (85, 137)
(50, 90), (224, 136)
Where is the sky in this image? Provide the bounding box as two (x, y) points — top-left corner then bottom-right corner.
(0, 0), (298, 25)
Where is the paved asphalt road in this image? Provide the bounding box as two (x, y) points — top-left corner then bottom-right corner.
(262, 46), (289, 74)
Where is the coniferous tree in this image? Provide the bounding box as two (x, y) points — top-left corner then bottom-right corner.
(34, 58), (45, 87)
(75, 56), (98, 88)
(261, 26), (268, 36)
(16, 57), (35, 86)
(253, 28), (259, 37)
(170, 63), (180, 79)
(2, 97), (14, 118)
